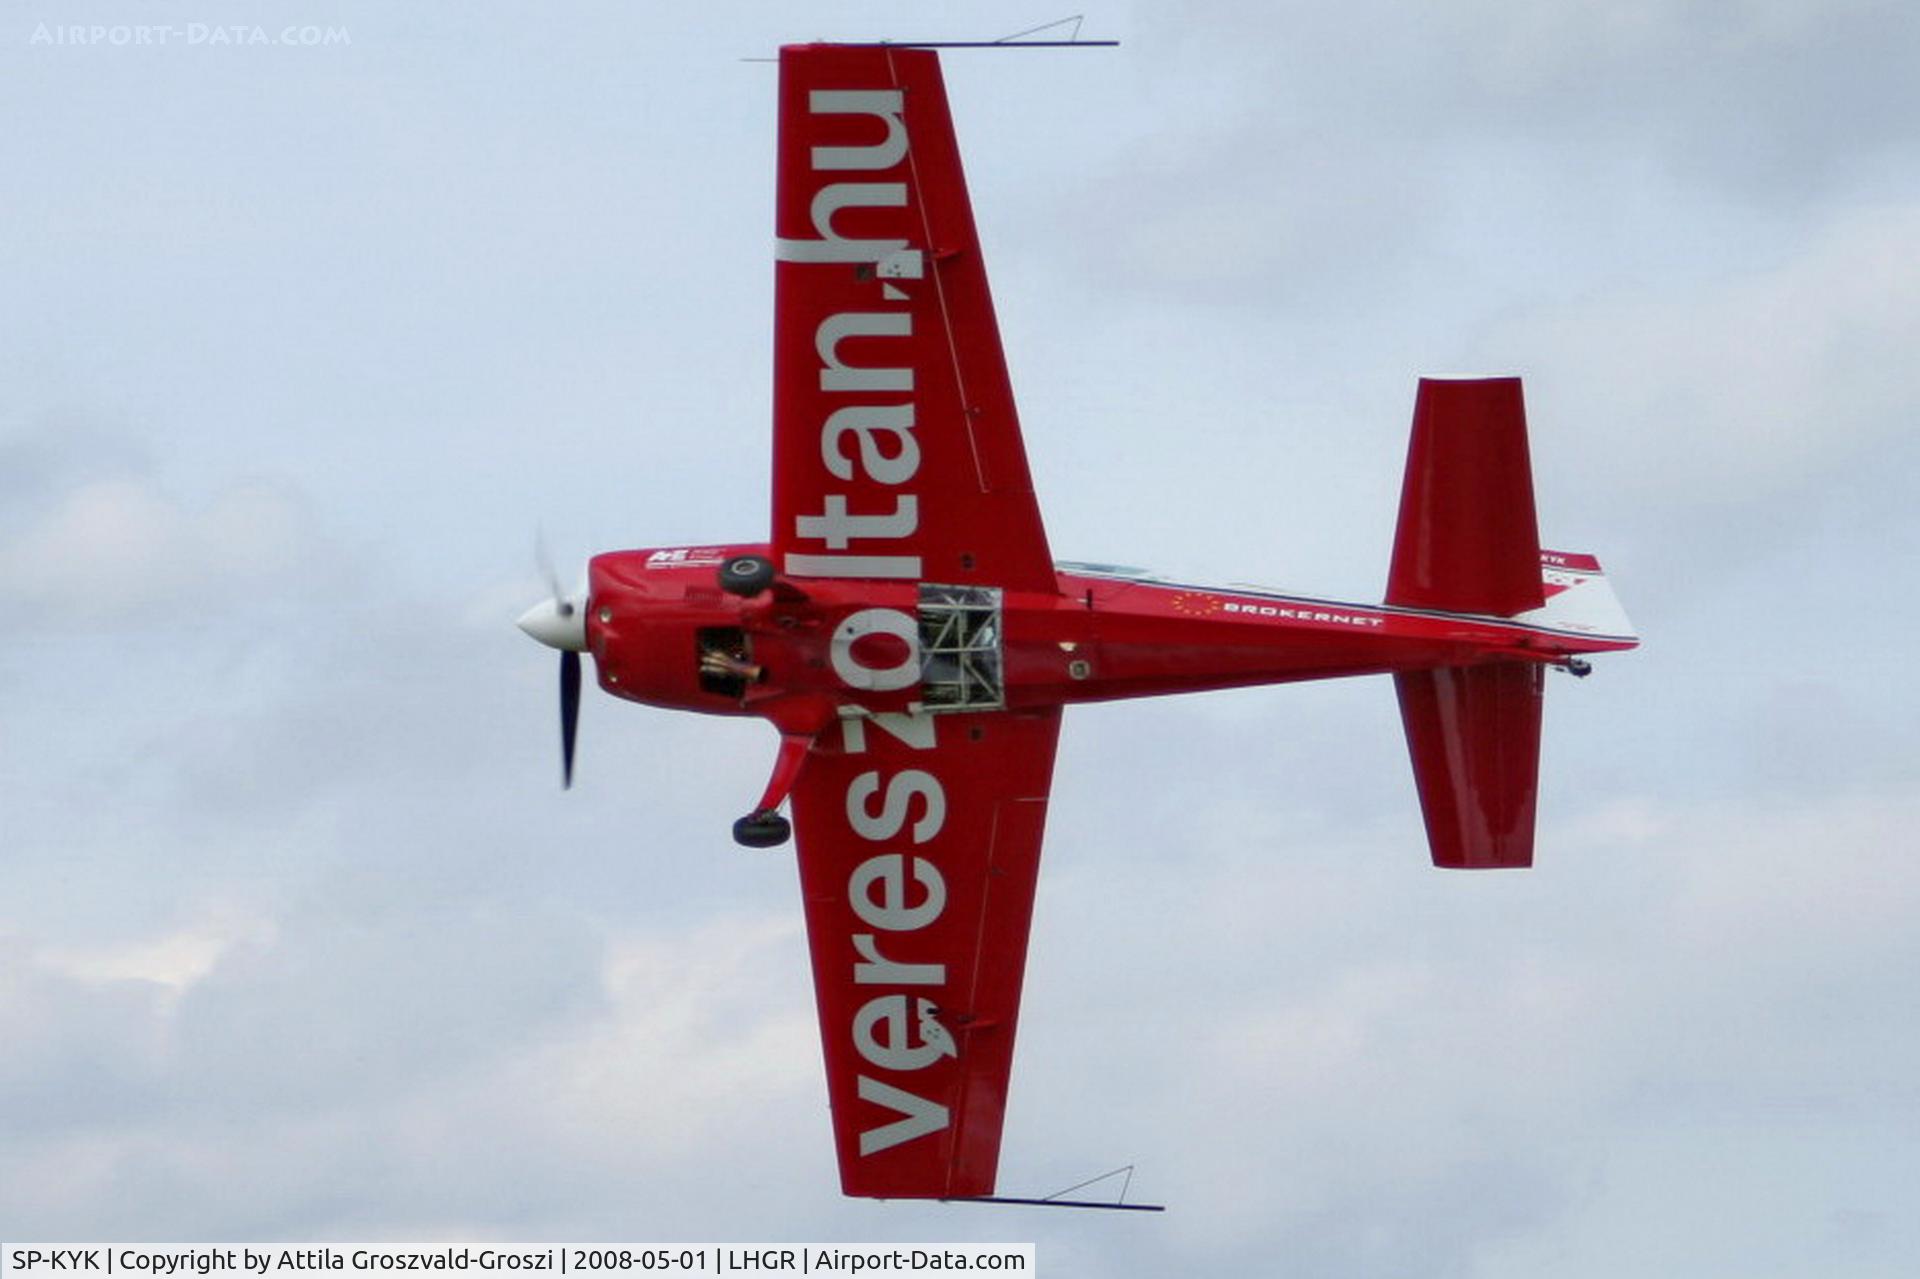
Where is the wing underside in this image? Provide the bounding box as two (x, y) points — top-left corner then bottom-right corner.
(790, 705), (1061, 1198)
(771, 43), (1054, 593)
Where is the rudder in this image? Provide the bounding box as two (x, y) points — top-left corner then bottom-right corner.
(1386, 378), (1544, 617)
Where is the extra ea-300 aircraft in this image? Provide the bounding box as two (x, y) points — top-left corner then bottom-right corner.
(516, 42), (1639, 1204)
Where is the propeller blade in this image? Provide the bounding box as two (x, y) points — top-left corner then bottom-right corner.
(560, 649), (581, 788)
(535, 528), (565, 605)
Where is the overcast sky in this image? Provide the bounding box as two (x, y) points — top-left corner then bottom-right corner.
(6, 1), (1920, 1274)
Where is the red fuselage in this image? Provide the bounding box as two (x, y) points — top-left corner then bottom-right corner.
(587, 544), (1630, 735)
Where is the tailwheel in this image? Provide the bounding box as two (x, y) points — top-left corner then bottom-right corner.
(733, 809), (792, 848)
(719, 554), (776, 597)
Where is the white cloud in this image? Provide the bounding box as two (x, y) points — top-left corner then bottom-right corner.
(37, 908), (274, 994)
(4, 704), (1918, 1264)
(0, 475), (321, 624)
(1478, 203), (1920, 516)
(1009, 786), (1920, 1273)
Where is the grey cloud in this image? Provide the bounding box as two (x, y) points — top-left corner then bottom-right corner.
(6, 0), (1920, 1269)
(1145, 2), (1920, 196)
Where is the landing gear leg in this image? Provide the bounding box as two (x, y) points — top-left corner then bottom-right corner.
(732, 731), (812, 849)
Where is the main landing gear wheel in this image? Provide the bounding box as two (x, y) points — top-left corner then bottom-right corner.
(719, 555), (776, 597)
(733, 809), (792, 848)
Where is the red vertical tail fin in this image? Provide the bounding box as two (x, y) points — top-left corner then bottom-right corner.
(1386, 378), (1544, 617)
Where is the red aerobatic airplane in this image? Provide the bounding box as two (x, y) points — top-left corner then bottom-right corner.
(516, 43), (1638, 1204)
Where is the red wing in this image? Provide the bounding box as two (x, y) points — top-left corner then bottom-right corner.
(790, 705), (1061, 1199)
(771, 44), (1055, 592)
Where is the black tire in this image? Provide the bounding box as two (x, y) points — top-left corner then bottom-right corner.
(719, 554), (776, 597)
(732, 809), (792, 848)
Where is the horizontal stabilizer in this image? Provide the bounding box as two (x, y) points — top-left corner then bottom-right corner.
(1386, 378), (1543, 617)
(1510, 550), (1640, 646)
(1395, 661), (1543, 869)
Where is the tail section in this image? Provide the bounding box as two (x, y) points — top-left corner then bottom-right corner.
(1383, 378), (1634, 869)
(1386, 377), (1543, 617)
